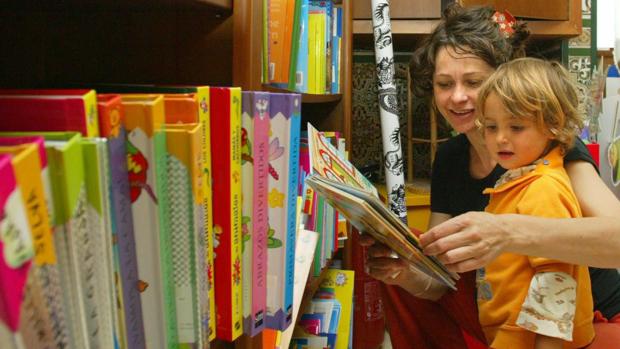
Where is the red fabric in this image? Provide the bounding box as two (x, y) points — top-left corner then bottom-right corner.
(383, 271), (488, 349)
(586, 311), (620, 348)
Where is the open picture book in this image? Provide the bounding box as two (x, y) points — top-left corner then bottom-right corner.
(305, 123), (458, 290)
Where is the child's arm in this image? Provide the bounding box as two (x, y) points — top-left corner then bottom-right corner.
(535, 334), (563, 349)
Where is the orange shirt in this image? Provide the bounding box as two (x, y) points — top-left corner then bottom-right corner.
(480, 147), (594, 349)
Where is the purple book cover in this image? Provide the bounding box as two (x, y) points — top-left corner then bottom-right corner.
(109, 125), (146, 349)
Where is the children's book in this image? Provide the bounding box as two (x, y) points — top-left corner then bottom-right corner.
(316, 269), (354, 349)
(165, 123), (205, 348)
(122, 95), (177, 349)
(279, 229), (319, 349)
(0, 89), (99, 137)
(305, 174), (457, 289)
(265, 93), (301, 331)
(210, 87), (244, 341)
(0, 135), (72, 349)
(80, 138), (117, 349)
(241, 91), (270, 337)
(0, 137), (65, 349)
(5, 132), (91, 348)
(97, 93), (145, 349)
(92, 84), (216, 341)
(0, 154), (33, 334)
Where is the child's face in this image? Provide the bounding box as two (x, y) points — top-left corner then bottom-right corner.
(482, 92), (553, 170)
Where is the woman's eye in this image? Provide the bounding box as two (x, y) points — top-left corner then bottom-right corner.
(467, 80), (483, 87)
(510, 125), (524, 132)
(435, 81), (452, 89)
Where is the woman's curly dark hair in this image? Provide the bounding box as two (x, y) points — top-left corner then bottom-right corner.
(409, 3), (529, 99)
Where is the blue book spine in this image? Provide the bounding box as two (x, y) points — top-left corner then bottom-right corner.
(283, 93), (301, 329)
(296, 0), (310, 93)
(331, 6), (342, 93)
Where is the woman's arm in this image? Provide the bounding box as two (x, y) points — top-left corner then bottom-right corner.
(421, 161), (620, 271)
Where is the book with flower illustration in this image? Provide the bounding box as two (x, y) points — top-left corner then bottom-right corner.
(265, 92), (301, 331)
(305, 124), (458, 289)
(241, 91), (270, 337)
(210, 87), (244, 341)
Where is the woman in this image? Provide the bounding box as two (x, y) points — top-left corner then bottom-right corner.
(363, 4), (620, 348)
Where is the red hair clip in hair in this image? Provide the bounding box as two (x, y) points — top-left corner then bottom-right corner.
(492, 10), (516, 38)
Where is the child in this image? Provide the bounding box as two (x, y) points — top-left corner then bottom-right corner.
(475, 57), (594, 349)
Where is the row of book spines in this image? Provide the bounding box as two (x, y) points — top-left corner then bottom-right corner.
(266, 0), (343, 95)
(0, 87), (306, 343)
(0, 91), (214, 348)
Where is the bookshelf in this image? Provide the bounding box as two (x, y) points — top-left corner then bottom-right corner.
(1, 1), (353, 348)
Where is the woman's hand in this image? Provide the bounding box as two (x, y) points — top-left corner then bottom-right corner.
(420, 211), (511, 272)
(359, 234), (409, 286)
(359, 233), (447, 300)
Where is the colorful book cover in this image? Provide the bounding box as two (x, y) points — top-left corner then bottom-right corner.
(0, 154), (33, 333)
(279, 229), (319, 349)
(0, 137), (61, 349)
(241, 91), (270, 337)
(210, 87), (244, 341)
(165, 123), (204, 348)
(267, 0), (288, 83)
(316, 269), (355, 349)
(307, 123), (377, 195)
(122, 95), (177, 349)
(0, 89), (99, 137)
(80, 138), (117, 349)
(165, 92), (216, 343)
(93, 84), (216, 341)
(0, 135), (73, 348)
(266, 93), (301, 331)
(13, 132), (90, 349)
(97, 93), (145, 349)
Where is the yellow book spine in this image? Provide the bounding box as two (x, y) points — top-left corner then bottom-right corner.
(308, 14), (318, 94)
(194, 87), (217, 341)
(82, 90), (101, 138)
(316, 13), (326, 94)
(0, 144), (56, 265)
(229, 87), (244, 340)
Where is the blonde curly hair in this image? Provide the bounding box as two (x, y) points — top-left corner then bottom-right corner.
(476, 57), (584, 152)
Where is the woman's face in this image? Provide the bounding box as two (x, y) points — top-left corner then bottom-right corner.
(433, 46), (495, 134)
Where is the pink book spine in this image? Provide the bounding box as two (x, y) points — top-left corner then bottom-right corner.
(0, 155), (32, 332)
(251, 92), (270, 335)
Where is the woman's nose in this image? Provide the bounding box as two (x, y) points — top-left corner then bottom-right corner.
(450, 84), (468, 103)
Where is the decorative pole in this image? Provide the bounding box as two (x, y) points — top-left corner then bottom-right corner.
(371, 0), (408, 223)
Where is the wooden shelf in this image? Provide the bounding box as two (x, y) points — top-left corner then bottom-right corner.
(0, 0), (232, 14)
(262, 85), (343, 104)
(353, 0), (581, 39)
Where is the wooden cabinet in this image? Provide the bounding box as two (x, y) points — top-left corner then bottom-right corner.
(353, 0), (441, 20)
(352, 0), (582, 38)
